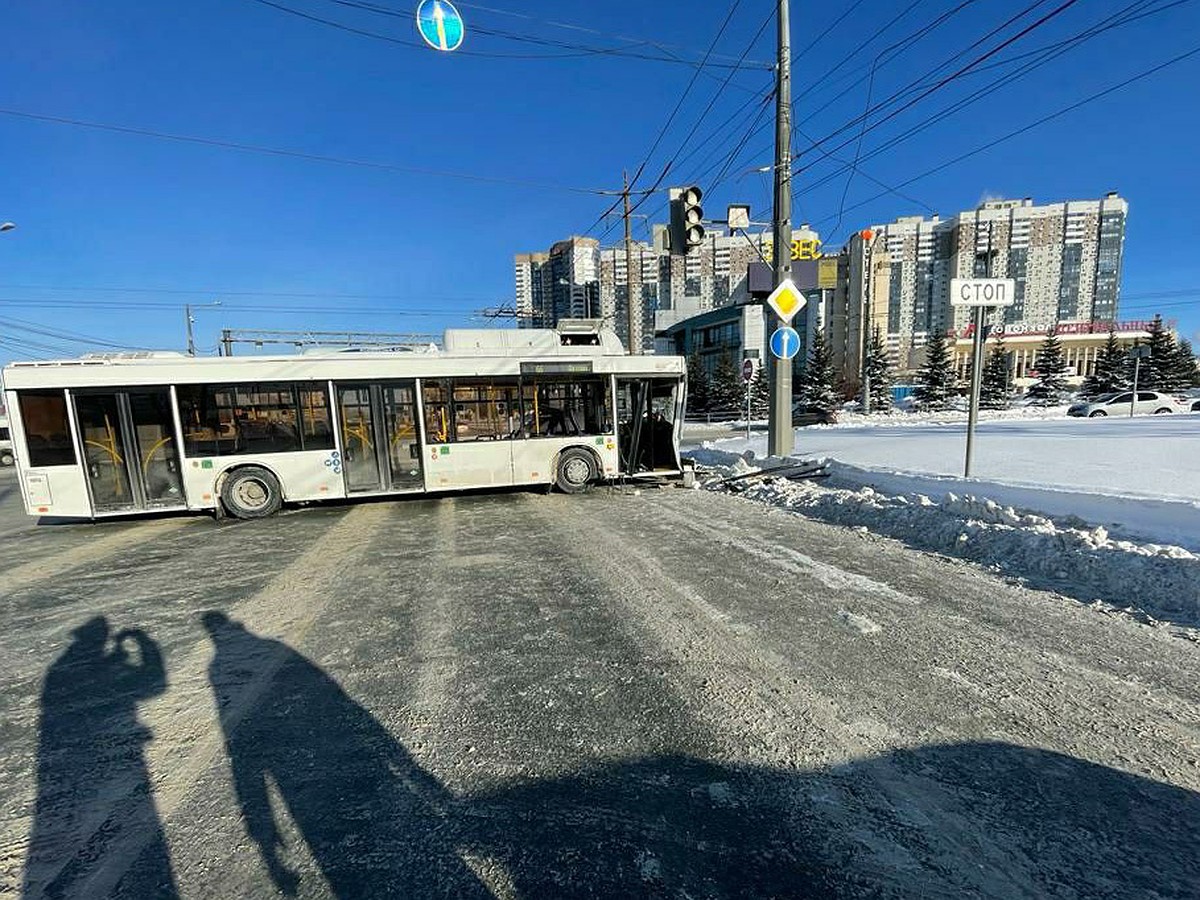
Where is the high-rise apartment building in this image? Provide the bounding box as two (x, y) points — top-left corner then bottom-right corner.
(514, 237), (600, 331)
(517, 223), (820, 354)
(832, 193), (1128, 379)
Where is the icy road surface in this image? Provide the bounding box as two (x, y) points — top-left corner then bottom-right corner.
(1, 475), (1198, 898)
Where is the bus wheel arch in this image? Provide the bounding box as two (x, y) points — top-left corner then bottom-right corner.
(553, 446), (600, 494)
(217, 464), (285, 519)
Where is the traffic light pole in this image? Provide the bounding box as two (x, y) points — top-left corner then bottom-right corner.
(768, 0), (794, 458)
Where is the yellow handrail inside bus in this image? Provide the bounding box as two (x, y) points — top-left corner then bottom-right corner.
(141, 436), (172, 474)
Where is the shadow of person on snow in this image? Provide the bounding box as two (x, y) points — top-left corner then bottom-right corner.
(22, 616), (177, 900)
(197, 614), (1200, 899)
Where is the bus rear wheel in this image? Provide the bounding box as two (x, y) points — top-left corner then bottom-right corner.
(0, 451), (13, 467)
(555, 448), (596, 494)
(221, 466), (283, 519)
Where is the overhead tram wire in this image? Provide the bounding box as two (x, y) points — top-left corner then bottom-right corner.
(795, 0), (1178, 145)
(827, 5), (981, 232)
(798, 0), (1083, 162)
(581, 0), (747, 238)
(251, 0), (771, 69)
(0, 108), (622, 195)
(0, 297), (456, 317)
(795, 0), (977, 163)
(793, 0), (868, 63)
(453, 0), (773, 69)
(609, 90), (775, 247)
(800, 0), (1183, 196)
(593, 5), (776, 244)
(810, 42), (1200, 236)
(732, 0), (1053, 186)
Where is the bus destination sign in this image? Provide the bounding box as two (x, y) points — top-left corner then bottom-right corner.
(519, 361), (594, 375)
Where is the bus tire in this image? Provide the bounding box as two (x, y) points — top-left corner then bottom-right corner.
(555, 448), (596, 494)
(0, 451), (13, 467)
(220, 466), (283, 519)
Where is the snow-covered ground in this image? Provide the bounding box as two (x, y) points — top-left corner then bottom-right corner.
(695, 413), (1200, 550)
(689, 413), (1200, 627)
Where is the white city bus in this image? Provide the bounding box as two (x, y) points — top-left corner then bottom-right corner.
(2, 323), (686, 520)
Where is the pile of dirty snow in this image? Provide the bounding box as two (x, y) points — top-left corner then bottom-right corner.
(691, 446), (1200, 628)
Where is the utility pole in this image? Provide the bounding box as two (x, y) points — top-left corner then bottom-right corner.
(767, 0), (793, 458)
(623, 170), (642, 355)
(185, 304), (196, 357)
(859, 231), (875, 414)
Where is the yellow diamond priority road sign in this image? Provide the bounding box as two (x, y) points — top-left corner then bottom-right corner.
(765, 278), (804, 323)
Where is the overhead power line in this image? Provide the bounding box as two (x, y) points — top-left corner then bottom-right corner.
(0, 107), (614, 194)
(800, 0), (1185, 197)
(582, 0), (747, 237)
(804, 0), (1081, 161)
(812, 42), (1200, 236)
(250, 0), (771, 69)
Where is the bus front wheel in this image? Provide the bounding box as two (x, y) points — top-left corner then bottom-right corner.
(555, 449), (596, 494)
(221, 466), (283, 519)
(0, 451), (13, 467)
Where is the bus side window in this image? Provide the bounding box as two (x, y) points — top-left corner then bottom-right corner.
(422, 381), (451, 444)
(17, 390), (77, 467)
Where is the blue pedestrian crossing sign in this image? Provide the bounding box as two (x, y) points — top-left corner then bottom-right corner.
(416, 0), (465, 52)
(770, 326), (801, 360)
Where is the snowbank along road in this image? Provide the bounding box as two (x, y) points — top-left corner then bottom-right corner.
(1, 469), (1198, 898)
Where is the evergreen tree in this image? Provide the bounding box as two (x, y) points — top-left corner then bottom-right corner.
(708, 355), (745, 413)
(863, 326), (893, 413)
(913, 329), (955, 409)
(1026, 327), (1069, 405)
(799, 330), (838, 415)
(685, 352), (711, 414)
(749, 365), (771, 416)
(1081, 328), (1128, 398)
(1172, 338), (1200, 389)
(1141, 314), (1176, 391)
(979, 334), (1011, 410)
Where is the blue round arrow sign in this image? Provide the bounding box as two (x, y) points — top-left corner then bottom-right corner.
(416, 0), (465, 52)
(770, 326), (801, 360)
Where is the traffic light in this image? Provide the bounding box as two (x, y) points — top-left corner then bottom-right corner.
(669, 185), (705, 254)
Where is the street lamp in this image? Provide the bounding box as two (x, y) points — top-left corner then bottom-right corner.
(0, 222), (15, 233)
(185, 300), (223, 356)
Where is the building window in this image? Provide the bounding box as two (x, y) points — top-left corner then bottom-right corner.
(17, 390), (76, 466)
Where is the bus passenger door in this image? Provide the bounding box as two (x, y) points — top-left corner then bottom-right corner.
(335, 382), (424, 495)
(616, 378), (682, 475)
(336, 385), (383, 493)
(380, 383), (423, 491)
(74, 389), (185, 512)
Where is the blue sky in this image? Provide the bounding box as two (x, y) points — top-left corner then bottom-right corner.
(1, 0), (1199, 362)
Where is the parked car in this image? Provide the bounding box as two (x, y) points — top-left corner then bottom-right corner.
(792, 403), (837, 426)
(1067, 391), (1184, 417)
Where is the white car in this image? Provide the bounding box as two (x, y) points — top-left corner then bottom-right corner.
(1067, 391), (1184, 417)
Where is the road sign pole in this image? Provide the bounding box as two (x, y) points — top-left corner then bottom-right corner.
(768, 0), (793, 459)
(746, 379), (752, 443)
(1130, 356), (1140, 418)
(964, 305), (986, 477)
(742, 357), (755, 444)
